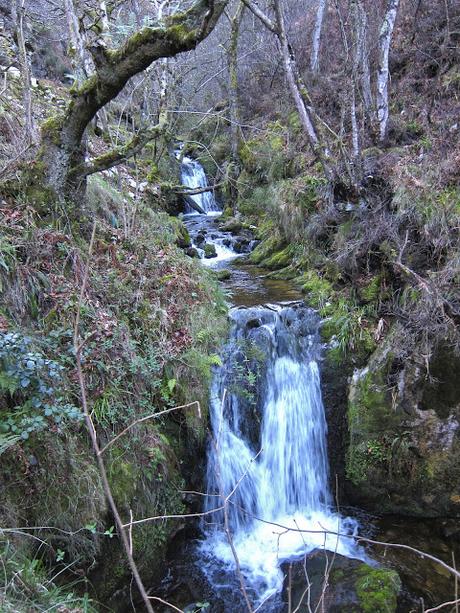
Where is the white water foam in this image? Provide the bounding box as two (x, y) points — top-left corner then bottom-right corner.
(201, 305), (363, 605)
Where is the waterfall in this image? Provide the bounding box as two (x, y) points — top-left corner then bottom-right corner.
(180, 155), (220, 214)
(201, 303), (360, 605)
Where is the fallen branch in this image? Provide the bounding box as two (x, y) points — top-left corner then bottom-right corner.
(174, 182), (224, 196)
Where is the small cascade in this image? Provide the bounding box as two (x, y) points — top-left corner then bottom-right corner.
(201, 303), (361, 606)
(180, 155), (220, 214)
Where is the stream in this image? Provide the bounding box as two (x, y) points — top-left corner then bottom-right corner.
(156, 157), (460, 613)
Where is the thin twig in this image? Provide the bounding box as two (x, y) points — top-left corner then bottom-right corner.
(74, 222), (154, 613)
(98, 401), (200, 455)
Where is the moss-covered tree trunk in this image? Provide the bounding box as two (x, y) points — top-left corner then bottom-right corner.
(35, 0), (229, 203)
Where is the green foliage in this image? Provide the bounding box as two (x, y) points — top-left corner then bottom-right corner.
(239, 122), (291, 183)
(0, 235), (17, 286)
(0, 332), (82, 440)
(355, 566), (401, 613)
(320, 298), (377, 363)
(0, 541), (97, 612)
(347, 437), (391, 485)
(0, 432), (20, 456)
(299, 271), (334, 308)
(359, 275), (383, 303)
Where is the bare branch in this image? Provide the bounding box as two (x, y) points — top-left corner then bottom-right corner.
(240, 0), (277, 33)
(98, 401), (201, 455)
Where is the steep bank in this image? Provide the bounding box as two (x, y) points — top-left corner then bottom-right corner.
(0, 183), (228, 608)
(230, 124), (460, 518)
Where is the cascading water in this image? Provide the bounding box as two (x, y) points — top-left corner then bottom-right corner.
(180, 155), (220, 214)
(201, 302), (361, 608)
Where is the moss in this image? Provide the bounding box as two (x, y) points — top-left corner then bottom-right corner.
(262, 245), (294, 270)
(298, 270), (334, 308)
(69, 74), (98, 96)
(107, 447), (138, 509)
(217, 269), (231, 281)
(355, 566), (401, 613)
(250, 235), (286, 265)
(40, 116), (64, 145)
(204, 243), (217, 258)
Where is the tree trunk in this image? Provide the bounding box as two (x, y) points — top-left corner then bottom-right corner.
(14, 0), (36, 144)
(272, 0), (333, 181)
(227, 3), (245, 213)
(353, 0), (372, 117)
(35, 0), (229, 203)
(376, 0), (400, 142)
(310, 0), (327, 74)
(64, 0), (92, 83)
(229, 4), (245, 164)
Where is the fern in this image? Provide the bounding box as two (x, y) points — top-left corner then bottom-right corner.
(0, 433), (20, 456)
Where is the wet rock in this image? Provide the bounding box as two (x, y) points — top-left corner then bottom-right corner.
(217, 269), (231, 281)
(185, 247), (200, 258)
(345, 326), (460, 517)
(220, 218), (243, 234)
(195, 231), (207, 247)
(233, 238), (251, 253)
(204, 243), (217, 258)
(281, 551), (401, 612)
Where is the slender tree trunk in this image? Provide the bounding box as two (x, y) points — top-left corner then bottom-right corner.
(229, 4), (245, 164)
(353, 0), (372, 117)
(14, 0), (36, 143)
(311, 0), (327, 74)
(228, 4), (245, 214)
(272, 0), (333, 181)
(64, 0), (92, 82)
(376, 0), (400, 142)
(350, 88), (359, 160)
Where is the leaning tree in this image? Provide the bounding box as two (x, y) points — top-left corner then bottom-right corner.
(27, 0), (229, 204)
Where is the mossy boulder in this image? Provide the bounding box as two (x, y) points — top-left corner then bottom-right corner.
(281, 552), (401, 612)
(220, 217), (243, 234)
(346, 327), (460, 516)
(204, 243), (217, 258)
(217, 269), (231, 281)
(355, 566), (401, 613)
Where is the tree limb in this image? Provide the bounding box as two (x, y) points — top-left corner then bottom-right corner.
(239, 0), (277, 33)
(71, 123), (166, 177)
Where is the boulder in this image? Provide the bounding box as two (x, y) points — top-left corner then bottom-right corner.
(281, 551), (401, 613)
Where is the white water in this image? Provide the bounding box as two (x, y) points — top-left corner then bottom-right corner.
(202, 304), (361, 605)
(180, 155), (220, 214)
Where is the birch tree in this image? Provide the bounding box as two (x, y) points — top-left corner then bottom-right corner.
(241, 0), (333, 181)
(376, 0), (400, 142)
(353, 0), (372, 117)
(14, 0), (37, 143)
(228, 3), (245, 164)
(310, 0), (327, 74)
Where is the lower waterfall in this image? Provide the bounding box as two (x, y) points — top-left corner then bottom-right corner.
(201, 302), (361, 606)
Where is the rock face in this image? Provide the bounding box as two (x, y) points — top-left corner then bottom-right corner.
(281, 551), (401, 612)
(345, 325), (460, 516)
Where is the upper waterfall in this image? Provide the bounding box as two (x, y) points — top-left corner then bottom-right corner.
(180, 155), (220, 215)
(201, 303), (361, 606)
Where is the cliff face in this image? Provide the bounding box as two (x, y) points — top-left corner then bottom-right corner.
(346, 327), (460, 516)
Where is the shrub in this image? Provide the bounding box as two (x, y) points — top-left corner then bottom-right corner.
(0, 332), (81, 442)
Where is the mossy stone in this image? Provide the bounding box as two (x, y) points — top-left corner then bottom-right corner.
(355, 566), (401, 613)
(204, 243), (217, 258)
